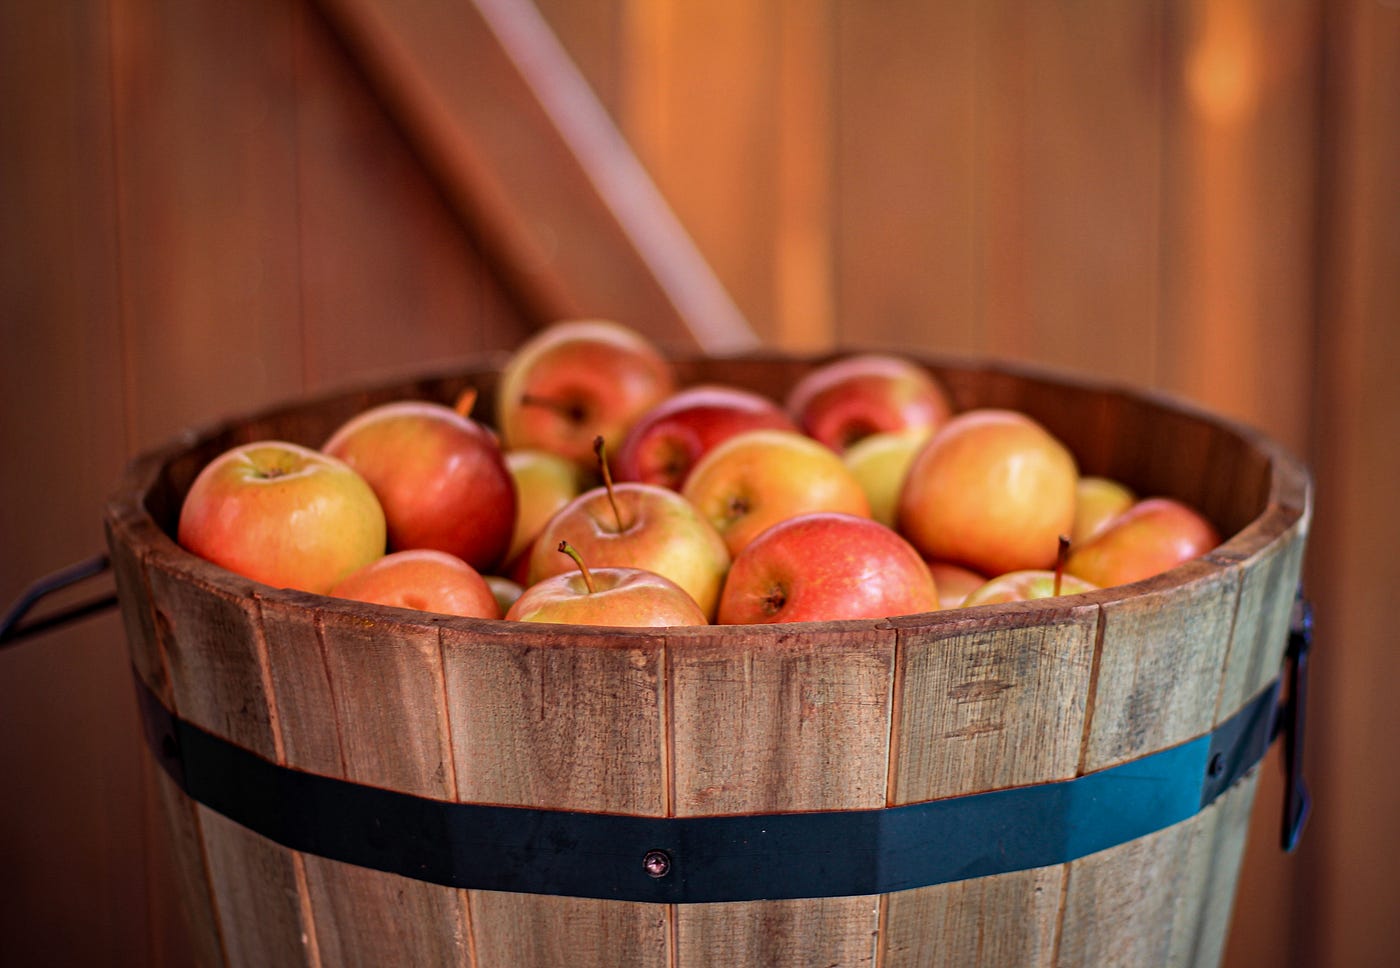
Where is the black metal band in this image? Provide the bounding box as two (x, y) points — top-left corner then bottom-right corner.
(137, 671), (1280, 903)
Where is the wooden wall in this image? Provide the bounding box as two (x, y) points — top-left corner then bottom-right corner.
(2, 0), (1396, 965)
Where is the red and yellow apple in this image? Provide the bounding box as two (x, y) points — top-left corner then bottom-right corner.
(495, 319), (675, 471)
(323, 399), (516, 572)
(329, 549), (501, 618)
(507, 542), (708, 627)
(177, 440), (386, 595)
(614, 384), (797, 490)
(528, 452), (730, 618)
(785, 353), (954, 452)
(897, 409), (1078, 576)
(717, 512), (939, 624)
(682, 429), (871, 557)
(1065, 497), (1220, 589)
(961, 570), (1099, 607)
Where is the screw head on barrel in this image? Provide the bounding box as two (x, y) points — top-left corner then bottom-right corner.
(643, 849), (671, 878)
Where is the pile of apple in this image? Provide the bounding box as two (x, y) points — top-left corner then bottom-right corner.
(177, 320), (1221, 628)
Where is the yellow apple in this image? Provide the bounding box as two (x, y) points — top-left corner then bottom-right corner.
(842, 427), (933, 528)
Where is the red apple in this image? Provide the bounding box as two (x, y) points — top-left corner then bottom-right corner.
(330, 549), (501, 618)
(785, 353), (954, 452)
(177, 440), (386, 595)
(529, 439), (730, 618)
(322, 397), (516, 572)
(717, 512), (939, 624)
(682, 429), (871, 557)
(495, 319), (676, 471)
(1065, 497), (1221, 589)
(1072, 475), (1137, 546)
(614, 383), (797, 490)
(507, 542), (708, 627)
(897, 409), (1078, 576)
(925, 560), (989, 610)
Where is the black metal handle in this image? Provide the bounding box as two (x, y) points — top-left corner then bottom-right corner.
(0, 554), (117, 648)
(1279, 590), (1313, 852)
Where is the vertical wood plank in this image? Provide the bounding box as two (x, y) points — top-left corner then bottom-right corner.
(294, 3), (525, 387)
(881, 604), (1099, 967)
(143, 556), (311, 966)
(441, 624), (670, 968)
(1288, 3), (1400, 966)
(667, 624), (894, 967)
(622, 0), (786, 343)
(981, 1), (1165, 388)
(1081, 560), (1238, 773)
(1156, 0), (1319, 459)
(0, 4), (146, 961)
(259, 598), (472, 967)
(112, 0), (307, 452)
(834, 0), (980, 354)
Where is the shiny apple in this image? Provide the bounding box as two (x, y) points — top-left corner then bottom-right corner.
(177, 440), (386, 595)
(330, 549), (501, 618)
(897, 409), (1078, 576)
(717, 512), (939, 624)
(682, 429), (871, 557)
(1065, 497), (1220, 589)
(961, 570), (1099, 607)
(507, 542), (708, 627)
(529, 440), (730, 618)
(614, 384), (797, 490)
(323, 398), (516, 572)
(785, 353), (954, 452)
(495, 319), (675, 471)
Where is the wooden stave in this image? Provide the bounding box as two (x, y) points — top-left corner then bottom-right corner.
(103, 353), (1309, 968)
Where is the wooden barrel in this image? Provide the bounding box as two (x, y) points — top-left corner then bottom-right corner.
(104, 352), (1309, 968)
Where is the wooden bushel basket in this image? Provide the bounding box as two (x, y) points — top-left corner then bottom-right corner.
(104, 352), (1310, 968)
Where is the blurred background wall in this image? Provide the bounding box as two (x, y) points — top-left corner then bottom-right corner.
(1, 0), (1395, 964)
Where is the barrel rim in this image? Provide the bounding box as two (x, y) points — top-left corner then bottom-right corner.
(103, 350), (1311, 639)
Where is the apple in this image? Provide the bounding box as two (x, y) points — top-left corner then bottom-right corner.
(529, 438), (731, 618)
(495, 319), (676, 471)
(924, 560), (989, 609)
(961, 569), (1099, 606)
(785, 353), (954, 452)
(507, 541), (708, 627)
(841, 427), (933, 528)
(682, 429), (872, 557)
(614, 384), (797, 490)
(716, 512), (939, 624)
(329, 549), (501, 618)
(177, 440), (386, 595)
(503, 448), (584, 569)
(484, 574), (526, 615)
(1072, 475), (1137, 546)
(322, 396), (516, 572)
(896, 409), (1078, 576)
(1065, 497), (1221, 589)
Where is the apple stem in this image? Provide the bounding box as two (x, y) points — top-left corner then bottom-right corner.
(453, 388), (478, 419)
(593, 436), (631, 532)
(1054, 535), (1071, 597)
(557, 540), (596, 594)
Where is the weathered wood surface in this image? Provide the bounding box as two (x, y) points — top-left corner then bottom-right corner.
(102, 355), (1308, 967)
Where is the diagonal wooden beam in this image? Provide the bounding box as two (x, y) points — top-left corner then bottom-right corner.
(311, 0), (759, 354)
